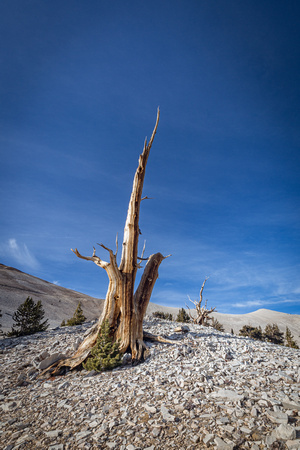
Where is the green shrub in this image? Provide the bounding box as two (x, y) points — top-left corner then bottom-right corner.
(210, 317), (225, 332)
(176, 308), (190, 323)
(64, 302), (86, 326)
(7, 297), (49, 337)
(239, 325), (263, 340)
(152, 311), (173, 321)
(83, 320), (122, 372)
(285, 327), (299, 349)
(263, 323), (284, 345)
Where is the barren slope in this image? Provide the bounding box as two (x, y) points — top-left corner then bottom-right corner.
(0, 264), (104, 331)
(0, 264), (299, 346)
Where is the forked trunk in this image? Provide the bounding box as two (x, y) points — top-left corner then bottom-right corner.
(47, 109), (170, 375)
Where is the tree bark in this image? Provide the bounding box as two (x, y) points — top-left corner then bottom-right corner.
(186, 278), (216, 325)
(48, 109), (170, 375)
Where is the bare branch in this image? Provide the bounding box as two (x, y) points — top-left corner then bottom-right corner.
(115, 233), (118, 257)
(141, 240), (146, 259)
(187, 295), (197, 307)
(97, 243), (119, 271)
(199, 277), (209, 305)
(97, 242), (113, 254)
(141, 196), (153, 201)
(147, 107), (160, 149)
(187, 278), (216, 325)
(71, 247), (108, 269)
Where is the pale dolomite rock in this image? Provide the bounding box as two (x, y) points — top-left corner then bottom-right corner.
(0, 319), (299, 449)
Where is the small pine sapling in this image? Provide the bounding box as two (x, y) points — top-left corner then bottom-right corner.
(176, 308), (190, 323)
(66, 302), (86, 326)
(83, 320), (122, 372)
(239, 325), (263, 340)
(7, 297), (49, 337)
(209, 317), (224, 332)
(263, 323), (284, 345)
(285, 327), (299, 349)
(152, 311), (173, 320)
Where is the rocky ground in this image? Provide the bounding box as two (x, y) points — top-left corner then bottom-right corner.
(0, 319), (300, 450)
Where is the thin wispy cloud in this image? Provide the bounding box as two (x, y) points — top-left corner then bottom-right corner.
(233, 299), (296, 309)
(0, 239), (40, 271)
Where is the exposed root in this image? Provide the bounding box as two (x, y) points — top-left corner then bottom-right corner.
(38, 330), (176, 379)
(143, 331), (177, 344)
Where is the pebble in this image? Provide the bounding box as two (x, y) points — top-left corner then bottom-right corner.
(0, 318), (300, 449)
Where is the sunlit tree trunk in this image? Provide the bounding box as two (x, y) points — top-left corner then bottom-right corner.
(49, 109), (170, 374)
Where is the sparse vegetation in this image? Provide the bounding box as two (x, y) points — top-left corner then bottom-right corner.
(285, 326), (299, 349)
(209, 317), (225, 332)
(62, 302), (86, 327)
(7, 297), (49, 337)
(152, 311), (173, 321)
(83, 320), (122, 372)
(263, 323), (284, 345)
(176, 308), (190, 323)
(239, 325), (263, 340)
(238, 323), (299, 348)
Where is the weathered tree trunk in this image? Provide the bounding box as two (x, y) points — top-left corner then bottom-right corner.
(186, 278), (216, 325)
(48, 109), (170, 375)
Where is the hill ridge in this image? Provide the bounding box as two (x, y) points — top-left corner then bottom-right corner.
(0, 263), (299, 345)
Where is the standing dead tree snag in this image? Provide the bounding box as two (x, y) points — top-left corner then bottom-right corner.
(46, 109), (172, 375)
(186, 278), (216, 325)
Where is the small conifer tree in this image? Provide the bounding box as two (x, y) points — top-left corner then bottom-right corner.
(263, 323), (284, 345)
(60, 319), (66, 327)
(66, 302), (86, 326)
(83, 319), (122, 372)
(285, 327), (299, 349)
(239, 325), (263, 340)
(152, 311), (173, 320)
(176, 308), (190, 323)
(7, 297), (49, 337)
(209, 317), (225, 332)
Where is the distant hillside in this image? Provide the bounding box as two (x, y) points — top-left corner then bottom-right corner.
(0, 264), (105, 332)
(0, 264), (299, 345)
(212, 309), (300, 345)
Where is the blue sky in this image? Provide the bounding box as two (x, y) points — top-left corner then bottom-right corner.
(1, 1), (299, 315)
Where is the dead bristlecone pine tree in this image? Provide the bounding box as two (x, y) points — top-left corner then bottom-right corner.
(42, 109), (173, 377)
(186, 278), (216, 325)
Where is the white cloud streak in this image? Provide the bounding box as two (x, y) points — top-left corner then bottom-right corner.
(1, 238), (40, 270)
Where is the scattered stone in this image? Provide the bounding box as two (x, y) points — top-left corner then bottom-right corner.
(266, 409), (289, 424)
(275, 423), (296, 440)
(0, 318), (299, 449)
(122, 353), (132, 365)
(161, 405), (175, 422)
(174, 325), (190, 332)
(286, 439), (300, 449)
(210, 388), (245, 402)
(38, 352), (67, 370)
(203, 433), (214, 445)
